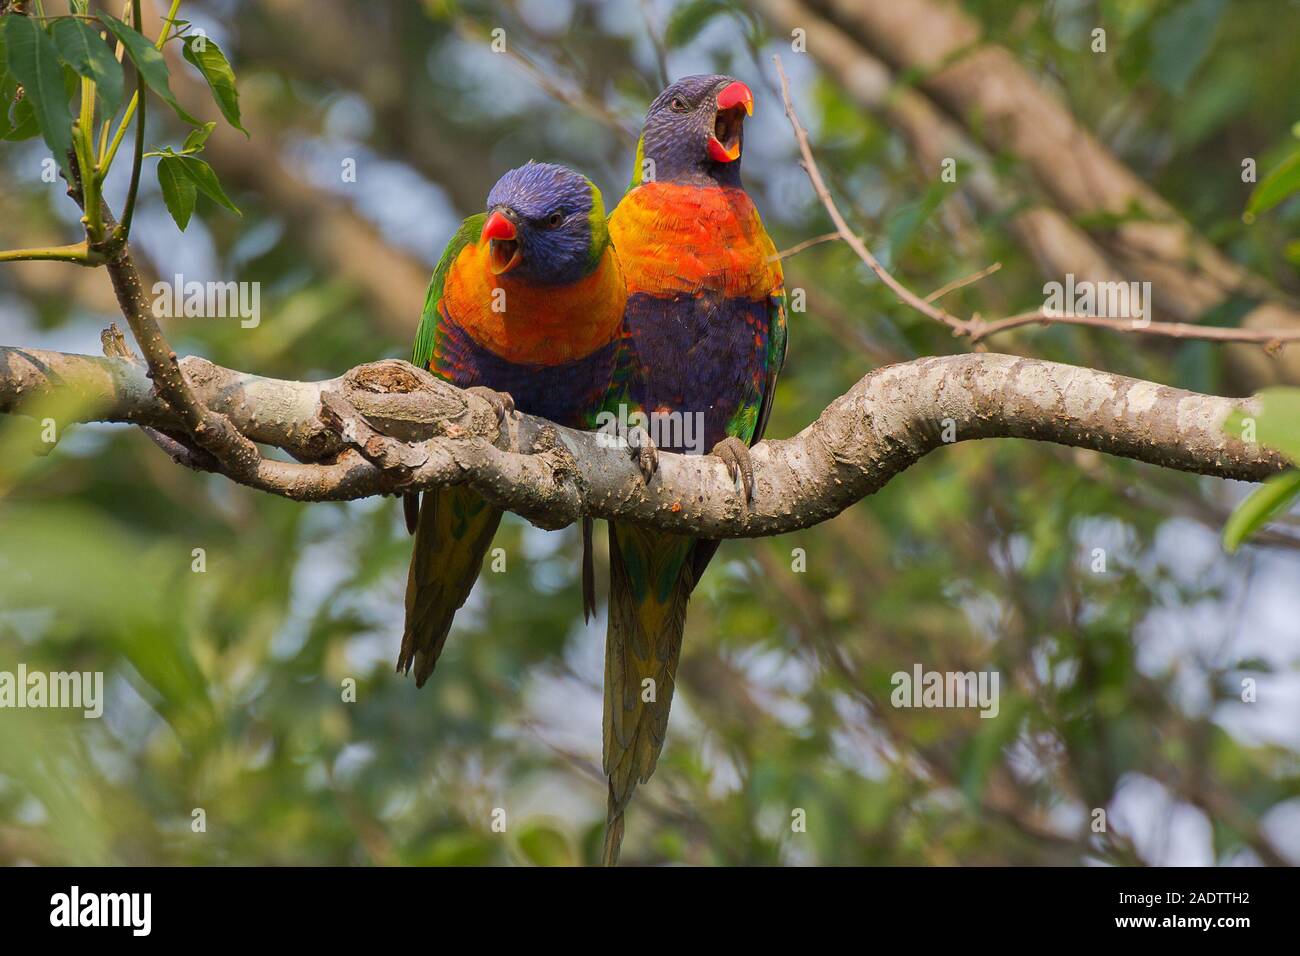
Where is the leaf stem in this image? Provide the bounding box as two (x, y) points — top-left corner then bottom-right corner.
(155, 0), (185, 50)
(97, 14), (127, 166)
(79, 80), (102, 240)
(22, 13), (99, 22)
(97, 0), (184, 177)
(114, 0), (147, 244)
(0, 242), (105, 266)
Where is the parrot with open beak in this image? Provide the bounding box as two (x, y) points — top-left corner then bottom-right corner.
(600, 75), (788, 864)
(400, 161), (625, 687)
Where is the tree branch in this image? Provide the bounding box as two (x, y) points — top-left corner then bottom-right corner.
(1, 346), (1286, 537)
(772, 54), (1300, 351)
(96, 244), (263, 478)
(799, 0), (1300, 382)
(753, 0), (1123, 308)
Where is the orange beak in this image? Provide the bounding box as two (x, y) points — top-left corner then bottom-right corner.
(707, 136), (741, 164)
(482, 210), (521, 275)
(708, 81), (752, 164)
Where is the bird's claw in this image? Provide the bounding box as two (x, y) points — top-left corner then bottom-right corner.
(626, 425), (659, 484)
(712, 436), (754, 502)
(467, 386), (515, 429)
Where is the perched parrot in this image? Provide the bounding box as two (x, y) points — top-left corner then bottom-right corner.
(600, 75), (787, 864)
(400, 161), (625, 687)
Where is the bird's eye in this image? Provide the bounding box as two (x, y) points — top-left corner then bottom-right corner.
(546, 211), (564, 229)
(669, 96), (688, 112)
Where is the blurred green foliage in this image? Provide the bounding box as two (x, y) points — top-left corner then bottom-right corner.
(0, 0), (1298, 866)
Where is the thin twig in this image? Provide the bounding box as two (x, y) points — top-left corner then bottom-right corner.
(968, 310), (1300, 346)
(774, 55), (972, 336)
(113, 0), (147, 244)
(637, 0), (670, 89)
(769, 230), (842, 262)
(455, 17), (637, 143)
(772, 54), (1300, 351)
(925, 262), (1002, 302)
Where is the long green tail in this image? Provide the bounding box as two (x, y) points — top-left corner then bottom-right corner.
(601, 523), (696, 866)
(399, 486), (503, 687)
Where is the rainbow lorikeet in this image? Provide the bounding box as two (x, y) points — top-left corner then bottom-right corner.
(600, 75), (787, 864)
(400, 162), (625, 687)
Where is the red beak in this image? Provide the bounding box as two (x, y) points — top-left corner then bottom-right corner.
(707, 137), (741, 163)
(708, 80), (752, 164)
(481, 210), (516, 243)
(482, 210), (521, 275)
(716, 80), (754, 116)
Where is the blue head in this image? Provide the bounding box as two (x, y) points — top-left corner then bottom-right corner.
(481, 162), (608, 286)
(632, 74), (754, 189)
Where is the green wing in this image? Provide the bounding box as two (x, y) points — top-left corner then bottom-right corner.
(753, 288), (788, 447)
(401, 213), (498, 686)
(411, 213), (486, 369)
(404, 212), (485, 535)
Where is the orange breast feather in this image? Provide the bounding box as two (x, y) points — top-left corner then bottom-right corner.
(441, 241), (625, 365)
(609, 183), (783, 300)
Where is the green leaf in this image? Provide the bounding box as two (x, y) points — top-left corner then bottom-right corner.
(157, 155), (196, 230)
(1223, 470), (1300, 552)
(1245, 147), (1300, 221)
(886, 180), (949, 258)
(515, 822), (575, 867)
(181, 34), (244, 134)
(3, 14), (73, 174)
(3, 93), (39, 141)
(1149, 0), (1225, 96)
(664, 0), (731, 48)
(1252, 388), (1300, 461)
(60, 60), (80, 102)
(181, 119), (216, 153)
(50, 17), (123, 118)
(1284, 238), (1300, 269)
(175, 154), (240, 216)
(97, 13), (201, 127)
(0, 25), (12, 139)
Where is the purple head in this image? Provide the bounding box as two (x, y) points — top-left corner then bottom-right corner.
(632, 74), (754, 188)
(481, 162), (608, 286)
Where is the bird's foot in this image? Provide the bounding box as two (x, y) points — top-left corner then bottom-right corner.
(626, 425), (659, 484)
(466, 386), (515, 429)
(712, 436), (755, 502)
